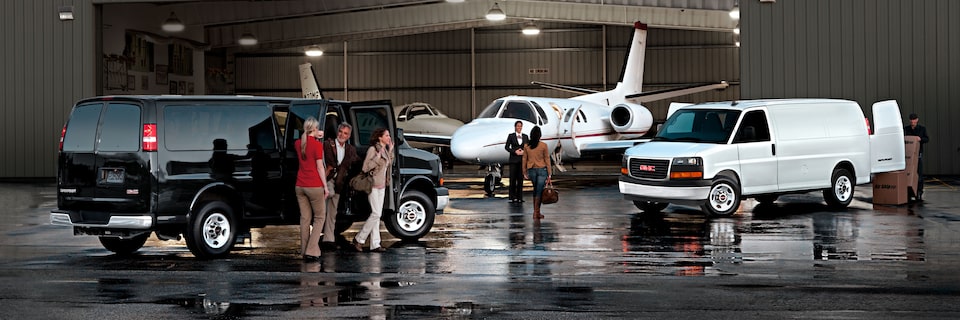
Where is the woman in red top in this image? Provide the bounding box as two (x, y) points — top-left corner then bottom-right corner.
(295, 117), (330, 262)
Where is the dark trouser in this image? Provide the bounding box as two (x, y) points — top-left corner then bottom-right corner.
(509, 162), (523, 200)
(917, 153), (924, 198)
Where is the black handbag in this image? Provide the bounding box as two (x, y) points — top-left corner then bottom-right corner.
(541, 181), (559, 204)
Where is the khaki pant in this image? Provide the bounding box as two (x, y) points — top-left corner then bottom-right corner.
(296, 186), (326, 257)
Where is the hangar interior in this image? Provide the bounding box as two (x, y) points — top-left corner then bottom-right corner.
(2, 0), (958, 178)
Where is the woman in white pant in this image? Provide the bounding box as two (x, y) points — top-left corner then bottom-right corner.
(352, 127), (394, 252)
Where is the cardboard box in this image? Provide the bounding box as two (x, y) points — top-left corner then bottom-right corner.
(873, 170), (908, 205)
(904, 136), (920, 196)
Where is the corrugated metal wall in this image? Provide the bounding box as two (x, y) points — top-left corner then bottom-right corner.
(741, 0), (960, 175)
(1, 0), (97, 179)
(236, 24), (740, 125)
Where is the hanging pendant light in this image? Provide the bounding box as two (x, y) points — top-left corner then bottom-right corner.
(162, 12), (185, 32)
(522, 21), (540, 35)
(238, 32), (258, 46)
(486, 2), (506, 21)
(305, 46), (324, 57)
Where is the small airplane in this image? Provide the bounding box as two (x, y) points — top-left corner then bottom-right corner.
(394, 102), (465, 149)
(443, 21), (729, 195)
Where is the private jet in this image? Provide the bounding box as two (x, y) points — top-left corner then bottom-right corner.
(446, 21), (729, 195)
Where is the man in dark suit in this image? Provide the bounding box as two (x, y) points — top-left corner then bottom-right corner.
(323, 122), (359, 249)
(904, 113), (930, 201)
(504, 120), (529, 203)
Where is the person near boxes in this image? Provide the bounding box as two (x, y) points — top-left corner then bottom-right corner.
(904, 113), (930, 201)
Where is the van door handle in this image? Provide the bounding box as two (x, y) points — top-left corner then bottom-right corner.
(771, 144), (776, 156)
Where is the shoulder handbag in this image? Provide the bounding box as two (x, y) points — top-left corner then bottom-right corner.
(350, 170), (374, 193)
(541, 181), (559, 204)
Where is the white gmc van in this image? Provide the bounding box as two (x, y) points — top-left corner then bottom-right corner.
(619, 99), (905, 215)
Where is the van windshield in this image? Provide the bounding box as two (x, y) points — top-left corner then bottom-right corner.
(654, 109), (741, 144)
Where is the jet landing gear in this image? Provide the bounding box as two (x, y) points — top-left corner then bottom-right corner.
(483, 164), (503, 197)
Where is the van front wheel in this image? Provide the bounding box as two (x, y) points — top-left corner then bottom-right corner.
(385, 190), (435, 241)
(823, 168), (854, 209)
(702, 177), (741, 216)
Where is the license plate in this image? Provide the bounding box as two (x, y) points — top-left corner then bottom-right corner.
(100, 168), (125, 184)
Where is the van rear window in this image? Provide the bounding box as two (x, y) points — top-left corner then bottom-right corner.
(98, 103), (142, 152)
(164, 105), (275, 151)
(62, 103), (102, 152)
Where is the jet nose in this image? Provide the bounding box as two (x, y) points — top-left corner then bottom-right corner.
(450, 125), (482, 163)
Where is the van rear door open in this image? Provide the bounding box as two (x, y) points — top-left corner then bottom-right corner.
(869, 100), (906, 174)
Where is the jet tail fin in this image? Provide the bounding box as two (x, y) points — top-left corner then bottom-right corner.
(298, 63), (324, 99)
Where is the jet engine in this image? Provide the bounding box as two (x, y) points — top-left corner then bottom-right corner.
(609, 103), (653, 138)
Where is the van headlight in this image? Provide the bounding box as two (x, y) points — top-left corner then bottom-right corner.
(672, 157), (702, 166)
(670, 157), (703, 179)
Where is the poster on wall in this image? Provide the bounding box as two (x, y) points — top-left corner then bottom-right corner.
(155, 64), (168, 85)
(187, 82), (194, 95)
(126, 75), (136, 91)
(141, 75), (149, 90)
(179, 81), (186, 95)
(169, 81), (178, 94)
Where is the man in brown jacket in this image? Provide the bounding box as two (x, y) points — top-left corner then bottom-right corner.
(322, 123), (359, 249)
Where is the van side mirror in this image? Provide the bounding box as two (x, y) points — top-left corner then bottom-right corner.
(395, 128), (406, 145)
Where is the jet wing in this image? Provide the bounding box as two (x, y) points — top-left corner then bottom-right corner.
(626, 81), (730, 103)
(576, 139), (650, 156)
(531, 81), (600, 95)
(402, 133), (452, 147)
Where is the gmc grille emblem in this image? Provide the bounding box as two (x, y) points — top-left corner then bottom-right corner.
(637, 165), (656, 172)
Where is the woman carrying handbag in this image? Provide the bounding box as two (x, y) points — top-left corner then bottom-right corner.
(522, 126), (551, 219)
(351, 127), (394, 252)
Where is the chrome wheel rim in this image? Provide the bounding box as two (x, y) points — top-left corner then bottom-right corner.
(708, 183), (737, 213)
(202, 212), (231, 249)
(834, 175), (852, 202)
(396, 200), (426, 232)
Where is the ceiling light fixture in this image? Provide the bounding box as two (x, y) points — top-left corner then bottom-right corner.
(522, 21), (540, 35)
(446, 0), (466, 3)
(58, 6), (74, 21)
(486, 2), (506, 21)
(305, 46), (324, 57)
(729, 0), (740, 20)
(238, 32), (258, 46)
(162, 12), (185, 32)
(733, 23), (740, 35)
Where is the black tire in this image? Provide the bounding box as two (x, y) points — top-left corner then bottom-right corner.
(184, 201), (237, 259)
(823, 167), (854, 209)
(384, 190), (435, 241)
(755, 195), (779, 204)
(483, 174), (497, 196)
(98, 233), (149, 255)
(701, 176), (741, 216)
(633, 201), (669, 212)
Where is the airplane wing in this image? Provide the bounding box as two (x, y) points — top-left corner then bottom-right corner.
(626, 81), (730, 103)
(576, 139), (650, 156)
(531, 81), (600, 95)
(402, 133), (452, 147)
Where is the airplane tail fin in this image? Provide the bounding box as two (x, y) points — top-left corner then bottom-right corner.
(298, 63), (324, 99)
(619, 22), (648, 95)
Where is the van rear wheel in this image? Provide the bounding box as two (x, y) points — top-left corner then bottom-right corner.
(185, 201), (237, 259)
(823, 168), (854, 209)
(702, 177), (741, 216)
(99, 233), (149, 255)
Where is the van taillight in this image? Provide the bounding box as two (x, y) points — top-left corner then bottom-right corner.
(143, 124), (157, 151)
(59, 125), (66, 151)
(865, 118), (872, 135)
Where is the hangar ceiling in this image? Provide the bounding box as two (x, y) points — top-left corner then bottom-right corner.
(97, 0), (739, 51)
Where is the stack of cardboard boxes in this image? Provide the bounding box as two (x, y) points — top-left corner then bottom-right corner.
(873, 136), (920, 205)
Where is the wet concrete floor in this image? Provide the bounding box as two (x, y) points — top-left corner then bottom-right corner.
(1, 168), (959, 319)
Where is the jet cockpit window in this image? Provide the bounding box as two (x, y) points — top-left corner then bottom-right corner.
(501, 101), (536, 124)
(477, 100), (504, 119)
(408, 105), (431, 120)
(533, 101), (550, 125)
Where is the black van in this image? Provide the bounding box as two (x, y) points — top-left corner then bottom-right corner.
(52, 95), (447, 258)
